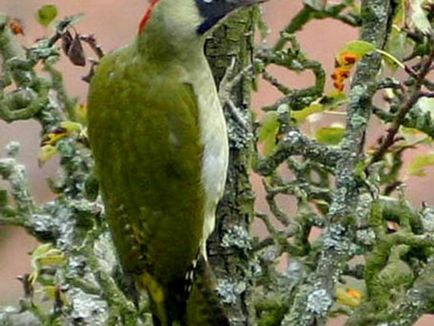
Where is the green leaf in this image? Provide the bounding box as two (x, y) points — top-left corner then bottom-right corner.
(292, 103), (324, 123)
(315, 125), (345, 145)
(400, 127), (430, 146)
(258, 112), (279, 155)
(292, 93), (348, 124)
(384, 27), (414, 71)
(393, 0), (407, 26)
(410, 0), (432, 34)
(408, 152), (434, 176)
(416, 97), (434, 117)
(337, 40), (376, 64)
(36, 4), (58, 27)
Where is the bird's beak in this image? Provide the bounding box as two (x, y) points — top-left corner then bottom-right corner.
(229, 0), (269, 7)
(196, 0), (269, 34)
(224, 0), (269, 14)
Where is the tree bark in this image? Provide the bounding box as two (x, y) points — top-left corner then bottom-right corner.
(206, 9), (257, 326)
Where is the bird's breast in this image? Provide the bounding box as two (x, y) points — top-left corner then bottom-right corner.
(189, 67), (229, 250)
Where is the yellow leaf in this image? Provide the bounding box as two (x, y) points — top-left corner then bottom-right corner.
(30, 244), (65, 284)
(41, 132), (67, 147)
(41, 285), (69, 305)
(60, 120), (82, 133)
(38, 253), (65, 267)
(74, 103), (88, 125)
(38, 145), (58, 167)
(336, 287), (363, 308)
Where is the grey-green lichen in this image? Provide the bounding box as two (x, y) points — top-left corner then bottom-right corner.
(322, 224), (357, 255)
(0, 307), (41, 326)
(421, 205), (434, 233)
(68, 289), (108, 326)
(221, 225), (252, 251)
(306, 288), (332, 315)
(217, 279), (247, 305)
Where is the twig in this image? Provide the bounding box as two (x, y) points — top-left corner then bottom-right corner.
(80, 34), (105, 59)
(370, 49), (434, 164)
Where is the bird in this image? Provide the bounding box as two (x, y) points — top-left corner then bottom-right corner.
(87, 0), (265, 325)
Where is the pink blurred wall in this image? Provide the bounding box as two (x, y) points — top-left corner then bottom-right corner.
(0, 1), (433, 325)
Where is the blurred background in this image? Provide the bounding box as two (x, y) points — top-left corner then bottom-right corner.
(0, 1), (433, 325)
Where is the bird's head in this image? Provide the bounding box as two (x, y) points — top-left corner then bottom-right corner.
(138, 0), (266, 47)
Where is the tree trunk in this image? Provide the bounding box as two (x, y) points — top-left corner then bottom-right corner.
(206, 9), (257, 326)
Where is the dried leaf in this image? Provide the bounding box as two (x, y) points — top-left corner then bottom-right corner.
(9, 18), (24, 35)
(67, 34), (86, 66)
(61, 30), (74, 55)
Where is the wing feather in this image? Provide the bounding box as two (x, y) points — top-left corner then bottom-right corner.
(88, 47), (205, 287)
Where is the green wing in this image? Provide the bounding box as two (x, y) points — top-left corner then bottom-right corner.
(87, 46), (204, 290)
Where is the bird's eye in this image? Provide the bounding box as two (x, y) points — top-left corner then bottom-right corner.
(203, 0), (213, 3)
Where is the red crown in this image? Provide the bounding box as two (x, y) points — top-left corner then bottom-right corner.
(139, 0), (160, 33)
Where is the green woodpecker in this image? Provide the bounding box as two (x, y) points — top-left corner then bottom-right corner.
(87, 0), (264, 325)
